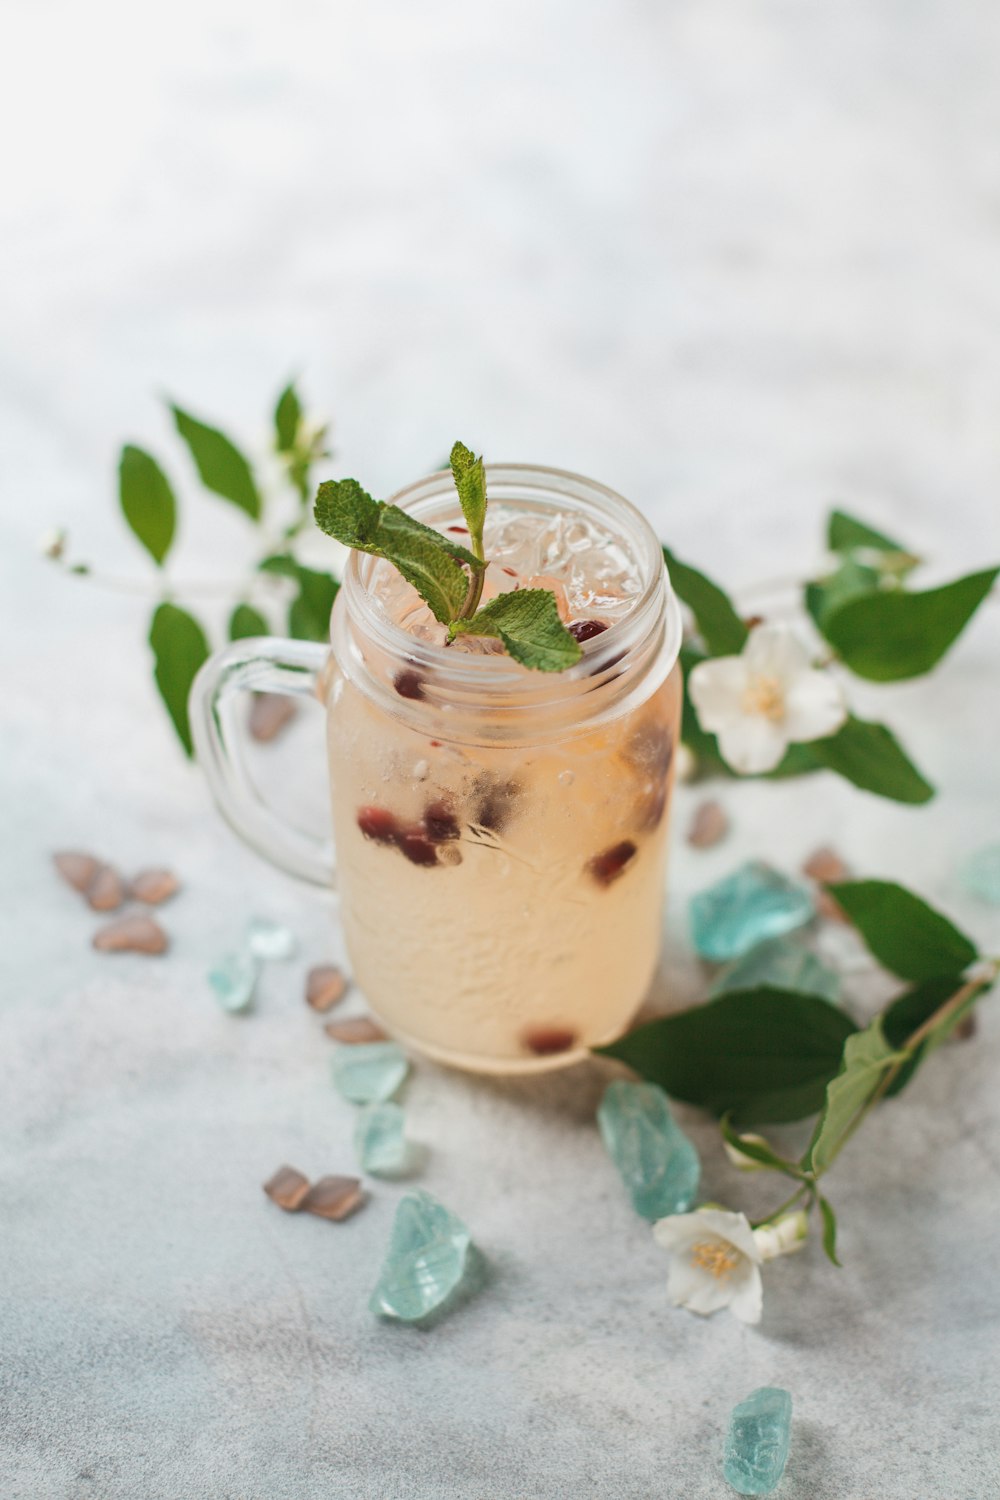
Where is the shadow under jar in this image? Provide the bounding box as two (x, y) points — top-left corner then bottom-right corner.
(191, 465), (683, 1074)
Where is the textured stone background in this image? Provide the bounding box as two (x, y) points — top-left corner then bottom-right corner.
(2, 3), (1000, 1497)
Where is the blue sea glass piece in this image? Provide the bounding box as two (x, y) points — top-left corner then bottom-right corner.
(723, 1386), (793, 1495)
(208, 952), (258, 1013)
(959, 845), (1000, 905)
(247, 917), (298, 960)
(369, 1190), (472, 1321)
(597, 1080), (700, 1220)
(355, 1102), (409, 1176)
(691, 862), (814, 962)
(710, 936), (840, 1003)
(331, 1041), (410, 1104)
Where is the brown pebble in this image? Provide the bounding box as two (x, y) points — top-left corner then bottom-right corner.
(522, 1026), (578, 1056)
(248, 692), (297, 743)
(687, 800), (729, 849)
(53, 850), (102, 893)
(92, 915), (169, 954)
(324, 1016), (388, 1044)
(263, 1165), (311, 1211)
(954, 1013), (978, 1042)
(86, 865), (126, 911)
(803, 846), (851, 921)
(306, 965), (349, 1012)
(130, 868), (181, 905)
(301, 1175), (364, 1221)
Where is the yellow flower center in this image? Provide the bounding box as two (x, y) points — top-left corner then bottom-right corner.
(742, 674), (785, 721)
(690, 1240), (740, 1279)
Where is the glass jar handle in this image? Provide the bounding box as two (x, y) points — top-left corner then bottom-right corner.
(189, 637), (335, 887)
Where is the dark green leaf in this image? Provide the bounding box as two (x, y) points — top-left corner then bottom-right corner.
(662, 547), (748, 656)
(820, 567), (999, 680)
(314, 478), (384, 551)
(804, 1020), (900, 1175)
(805, 558), (881, 630)
(148, 602), (210, 756)
(595, 988), (858, 1125)
(449, 588), (583, 672)
(828, 510), (906, 555)
(119, 445), (176, 566)
(274, 381), (302, 453)
(807, 716), (934, 804)
(449, 440), (487, 547)
(170, 405), (261, 521)
(881, 973), (990, 1096)
(828, 880), (978, 981)
(719, 1114), (806, 1179)
(817, 1194), (841, 1266)
(229, 603), (269, 640)
(259, 554), (340, 642)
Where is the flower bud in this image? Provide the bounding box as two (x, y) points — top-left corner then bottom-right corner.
(753, 1210), (809, 1262)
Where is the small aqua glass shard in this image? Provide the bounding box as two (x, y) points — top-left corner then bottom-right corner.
(369, 1190), (472, 1322)
(208, 951), (259, 1013)
(710, 936), (840, 1003)
(331, 1041), (410, 1104)
(597, 1080), (700, 1220)
(354, 1102), (409, 1176)
(959, 845), (1000, 905)
(723, 1386), (793, 1495)
(247, 917), (298, 960)
(691, 862), (815, 962)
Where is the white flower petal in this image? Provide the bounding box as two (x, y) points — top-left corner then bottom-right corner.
(744, 624), (811, 682)
(652, 1212), (707, 1253)
(667, 1253), (740, 1316)
(717, 716), (788, 774)
(782, 669), (847, 743)
(728, 1263), (764, 1324)
(687, 657), (751, 732)
(689, 1209), (761, 1263)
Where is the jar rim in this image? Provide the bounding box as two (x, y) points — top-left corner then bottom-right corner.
(338, 462), (682, 711)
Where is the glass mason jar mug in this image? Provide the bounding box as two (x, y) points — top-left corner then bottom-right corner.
(191, 465), (683, 1074)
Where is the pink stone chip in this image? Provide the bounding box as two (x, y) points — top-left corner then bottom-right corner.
(92, 915), (169, 954)
(803, 846), (851, 921)
(687, 800), (729, 849)
(86, 866), (126, 912)
(301, 1175), (364, 1221)
(323, 1016), (387, 1044)
(53, 851), (102, 893)
(263, 1165), (311, 1212)
(305, 965), (349, 1012)
(130, 868), (181, 905)
(248, 692), (298, 743)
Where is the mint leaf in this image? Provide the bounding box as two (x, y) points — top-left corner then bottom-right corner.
(170, 404), (261, 521)
(828, 880), (978, 982)
(229, 603), (268, 640)
(819, 567), (998, 680)
(828, 509), (907, 556)
(807, 716), (934, 804)
(449, 441), (487, 548)
(259, 554), (340, 642)
(804, 1019), (901, 1175)
(274, 381), (301, 454)
(662, 547), (748, 657)
(149, 602), (210, 756)
(595, 988), (859, 1125)
(449, 589), (583, 672)
(119, 445), (176, 567)
(314, 478), (384, 551)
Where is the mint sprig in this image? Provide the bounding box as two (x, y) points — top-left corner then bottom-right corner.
(313, 444), (583, 669)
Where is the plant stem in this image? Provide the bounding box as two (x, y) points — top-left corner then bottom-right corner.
(751, 1185), (809, 1229)
(459, 526), (487, 620)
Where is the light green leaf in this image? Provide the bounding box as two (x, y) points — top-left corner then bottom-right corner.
(817, 1194), (841, 1266)
(828, 880), (978, 982)
(314, 478), (385, 551)
(595, 988), (859, 1125)
(148, 602), (210, 756)
(229, 603), (269, 640)
(804, 1019), (901, 1176)
(449, 440), (487, 548)
(376, 505), (477, 624)
(807, 716), (934, 804)
(274, 381), (301, 453)
(805, 558), (881, 629)
(828, 509), (907, 555)
(719, 1114), (806, 1179)
(449, 589), (583, 672)
(119, 445), (176, 567)
(259, 554), (340, 642)
(170, 405), (261, 521)
(820, 567), (999, 680)
(662, 546), (748, 657)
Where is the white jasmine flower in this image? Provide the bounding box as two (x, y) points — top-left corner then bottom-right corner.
(688, 624), (847, 775)
(653, 1208), (763, 1323)
(752, 1209), (809, 1261)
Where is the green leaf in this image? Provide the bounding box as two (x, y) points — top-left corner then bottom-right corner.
(259, 555), (340, 642)
(148, 602), (210, 756)
(595, 988), (859, 1125)
(274, 381), (302, 453)
(314, 478), (385, 551)
(807, 716), (934, 805)
(449, 440), (487, 549)
(662, 547), (748, 657)
(805, 558), (881, 630)
(229, 603), (268, 640)
(449, 589), (583, 672)
(119, 445), (176, 567)
(719, 1114), (806, 1179)
(828, 509), (906, 555)
(817, 1195), (841, 1266)
(820, 567), (999, 680)
(170, 405), (261, 521)
(881, 973), (990, 1096)
(804, 1019), (901, 1175)
(376, 506), (477, 624)
(828, 880), (978, 982)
